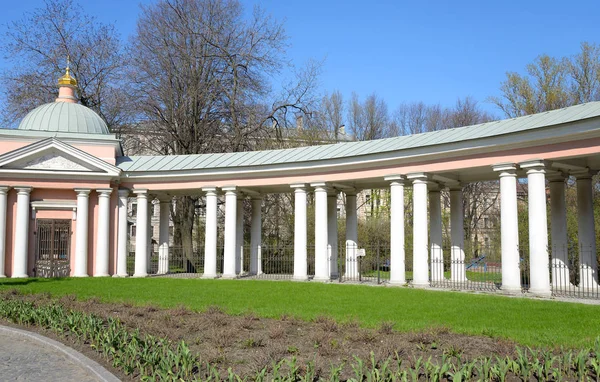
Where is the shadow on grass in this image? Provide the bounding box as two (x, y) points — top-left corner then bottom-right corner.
(0, 277), (74, 287)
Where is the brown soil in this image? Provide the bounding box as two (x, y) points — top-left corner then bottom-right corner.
(2, 292), (521, 380)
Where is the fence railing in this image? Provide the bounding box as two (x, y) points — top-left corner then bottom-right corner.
(122, 242), (600, 300)
(550, 244), (600, 299)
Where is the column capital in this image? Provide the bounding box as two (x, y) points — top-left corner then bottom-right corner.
(290, 183), (308, 190)
(0, 186), (10, 194)
(448, 183), (464, 191)
(133, 189), (148, 196)
(73, 188), (90, 196)
(96, 188), (113, 196)
(222, 186), (237, 194)
(520, 159), (547, 173)
(492, 163), (517, 174)
(118, 188), (130, 197)
(251, 194), (263, 201)
(310, 182), (328, 191)
(384, 174), (406, 184)
(406, 172), (430, 183)
(547, 172), (567, 183)
(202, 186), (218, 195)
(572, 169), (595, 180)
(428, 183), (442, 192)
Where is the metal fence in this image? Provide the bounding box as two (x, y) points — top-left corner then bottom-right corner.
(121, 241), (600, 300)
(550, 244), (600, 299)
(337, 243), (390, 284)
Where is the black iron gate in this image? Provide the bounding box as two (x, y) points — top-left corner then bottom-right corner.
(35, 219), (71, 277)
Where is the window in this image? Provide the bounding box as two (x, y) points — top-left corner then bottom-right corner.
(131, 225), (137, 237)
(131, 203), (137, 217)
(484, 217), (489, 229)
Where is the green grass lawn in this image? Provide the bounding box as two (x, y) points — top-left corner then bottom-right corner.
(362, 270), (503, 283)
(1, 277), (598, 348)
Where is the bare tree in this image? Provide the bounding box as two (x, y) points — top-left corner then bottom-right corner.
(316, 90), (344, 141)
(391, 102), (450, 135)
(347, 92), (389, 141)
(129, 0), (319, 261)
(0, 0), (129, 131)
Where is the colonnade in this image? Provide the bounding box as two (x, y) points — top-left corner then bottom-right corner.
(5, 159), (595, 295)
(119, 161), (598, 295)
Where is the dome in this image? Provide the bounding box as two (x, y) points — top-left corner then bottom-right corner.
(17, 102), (110, 135)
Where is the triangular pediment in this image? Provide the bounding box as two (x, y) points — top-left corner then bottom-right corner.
(0, 138), (121, 178)
(5, 150), (97, 172)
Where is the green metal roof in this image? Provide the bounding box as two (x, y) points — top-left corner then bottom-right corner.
(117, 101), (600, 172)
(17, 102), (110, 135)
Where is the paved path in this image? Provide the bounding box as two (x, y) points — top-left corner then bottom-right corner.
(0, 325), (120, 382)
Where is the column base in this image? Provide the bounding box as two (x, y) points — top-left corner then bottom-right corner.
(313, 276), (330, 282)
(73, 274), (89, 277)
(221, 273), (237, 279)
(112, 274), (129, 278)
(94, 274), (110, 277)
(0, 275), (6, 278)
(202, 273), (218, 279)
(500, 285), (522, 294)
(411, 281), (430, 288)
(528, 288), (552, 297)
(133, 273), (148, 278)
(292, 275), (309, 281)
(388, 280), (407, 286)
(11, 274), (28, 279)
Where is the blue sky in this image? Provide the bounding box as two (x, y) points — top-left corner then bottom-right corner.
(2, 0), (599, 116)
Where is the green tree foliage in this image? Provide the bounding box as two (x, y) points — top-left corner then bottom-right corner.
(490, 42), (600, 117)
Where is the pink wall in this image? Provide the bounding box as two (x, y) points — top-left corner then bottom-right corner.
(3, 184), (119, 278)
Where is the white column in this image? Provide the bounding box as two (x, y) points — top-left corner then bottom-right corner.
(202, 187), (218, 278)
(408, 173), (429, 287)
(345, 190), (359, 279)
(73, 188), (90, 277)
(549, 176), (569, 288)
(429, 184), (444, 282)
(133, 190), (148, 277)
(158, 197), (170, 275)
(312, 182), (329, 281)
(146, 198), (153, 273)
(115, 189), (129, 277)
(250, 196), (262, 275)
(291, 184), (308, 280)
(94, 188), (112, 277)
(450, 185), (466, 281)
(12, 187), (32, 278)
(576, 174), (598, 288)
(386, 176), (406, 285)
(521, 161), (551, 296)
(0, 186), (9, 278)
(222, 186), (237, 279)
(235, 197), (244, 275)
(327, 191), (339, 278)
(493, 164), (521, 292)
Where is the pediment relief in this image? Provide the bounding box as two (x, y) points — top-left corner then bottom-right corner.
(0, 139), (120, 177)
(6, 152), (96, 172)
